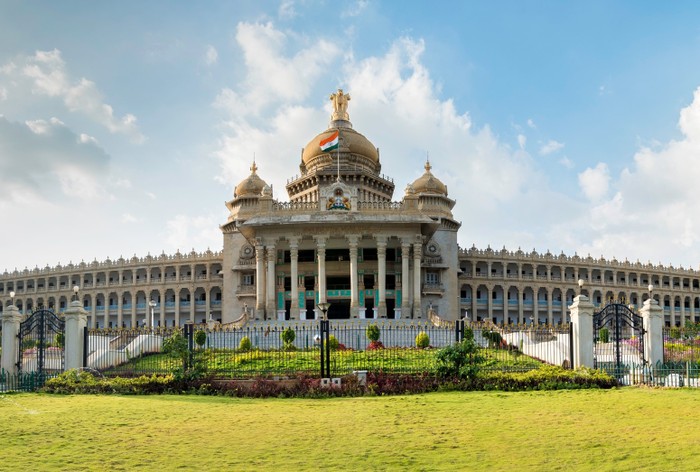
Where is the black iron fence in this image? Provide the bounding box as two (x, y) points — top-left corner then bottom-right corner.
(84, 321), (573, 379)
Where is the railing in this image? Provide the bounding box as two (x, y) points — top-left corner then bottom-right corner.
(86, 321), (573, 380)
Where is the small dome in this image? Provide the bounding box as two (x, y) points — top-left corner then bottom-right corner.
(301, 126), (379, 166)
(411, 160), (447, 195)
(235, 162), (268, 198)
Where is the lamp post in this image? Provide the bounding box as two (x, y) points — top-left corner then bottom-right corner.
(73, 285), (80, 302)
(9, 290), (15, 306)
(648, 284), (654, 302)
(578, 278), (585, 295)
(317, 302), (330, 320)
(149, 300), (157, 328)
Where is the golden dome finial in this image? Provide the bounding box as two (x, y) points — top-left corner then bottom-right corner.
(425, 153), (432, 172)
(250, 156), (258, 175)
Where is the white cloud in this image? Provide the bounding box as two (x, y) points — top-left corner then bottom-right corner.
(14, 49), (144, 142)
(517, 134), (526, 149)
(527, 118), (536, 129)
(539, 139), (564, 155)
(342, 0), (369, 17)
(278, 0), (297, 19)
(0, 116), (110, 203)
(214, 22), (341, 118)
(570, 86), (700, 265)
(79, 133), (98, 144)
(0, 86), (6, 100)
(559, 156), (574, 169)
(121, 213), (139, 223)
(578, 162), (609, 202)
(205, 45), (218, 66)
(163, 214), (221, 253)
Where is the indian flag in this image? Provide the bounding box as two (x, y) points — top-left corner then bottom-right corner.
(320, 130), (339, 152)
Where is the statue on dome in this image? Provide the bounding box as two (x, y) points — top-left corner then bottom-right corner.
(330, 89), (351, 121)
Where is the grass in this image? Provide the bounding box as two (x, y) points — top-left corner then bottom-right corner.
(1, 389), (699, 471)
(109, 346), (544, 378)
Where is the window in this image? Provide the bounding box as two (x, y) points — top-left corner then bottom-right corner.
(242, 274), (254, 286)
(425, 272), (439, 284)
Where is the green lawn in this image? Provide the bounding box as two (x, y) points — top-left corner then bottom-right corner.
(110, 347), (543, 377)
(1, 389), (699, 471)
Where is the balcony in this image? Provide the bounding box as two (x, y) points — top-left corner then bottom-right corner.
(421, 283), (444, 295)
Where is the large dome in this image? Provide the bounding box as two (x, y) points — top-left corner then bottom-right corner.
(301, 126), (379, 166)
(234, 162), (268, 198)
(411, 160), (447, 195)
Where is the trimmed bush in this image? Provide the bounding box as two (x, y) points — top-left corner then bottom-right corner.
(599, 328), (610, 343)
(194, 330), (207, 348)
(366, 324), (380, 342)
(328, 335), (340, 351)
(281, 327), (296, 351)
(239, 336), (252, 351)
(415, 332), (430, 349)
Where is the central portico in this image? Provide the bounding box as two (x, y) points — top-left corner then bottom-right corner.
(220, 90), (461, 323)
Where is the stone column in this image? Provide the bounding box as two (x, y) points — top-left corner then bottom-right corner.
(347, 235), (360, 318)
(413, 242), (422, 319)
(640, 298), (664, 368)
(569, 294), (594, 369)
(289, 239), (300, 320)
(518, 288), (524, 324)
(376, 236), (387, 318)
(265, 243), (277, 320)
(175, 295), (181, 327)
(401, 241), (411, 314)
(255, 243), (265, 319)
(547, 289), (554, 325)
(316, 236), (327, 307)
(160, 289), (166, 327)
(64, 300), (88, 370)
(117, 293), (123, 328)
(131, 297), (137, 328)
(1, 305), (22, 375)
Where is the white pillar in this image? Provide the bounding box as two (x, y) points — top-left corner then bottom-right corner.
(255, 243), (265, 319)
(569, 294), (594, 369)
(640, 298), (664, 368)
(64, 300), (88, 370)
(1, 305), (22, 375)
(290, 239), (300, 320)
(413, 242), (422, 318)
(376, 236), (387, 318)
(401, 241), (411, 314)
(265, 243), (276, 320)
(348, 235), (360, 318)
(316, 236), (327, 306)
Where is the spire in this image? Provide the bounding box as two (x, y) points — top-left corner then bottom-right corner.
(425, 153), (432, 173)
(250, 156), (258, 175)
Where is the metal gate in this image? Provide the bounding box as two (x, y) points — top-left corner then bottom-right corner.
(593, 303), (645, 379)
(17, 308), (66, 376)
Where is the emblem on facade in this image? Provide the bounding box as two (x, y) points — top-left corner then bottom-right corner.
(327, 187), (351, 210)
(330, 89), (351, 121)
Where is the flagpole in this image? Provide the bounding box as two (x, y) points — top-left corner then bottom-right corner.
(336, 127), (340, 182)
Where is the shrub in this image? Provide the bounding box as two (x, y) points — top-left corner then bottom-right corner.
(194, 330), (207, 348)
(366, 324), (380, 342)
(598, 328), (610, 343)
(435, 338), (484, 380)
(669, 327), (681, 340)
(367, 340), (385, 350)
(483, 330), (503, 348)
(328, 335), (340, 350)
(415, 332), (430, 349)
(55, 332), (65, 348)
(281, 327), (296, 350)
(239, 336), (252, 351)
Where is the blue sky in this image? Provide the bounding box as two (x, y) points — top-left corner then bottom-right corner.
(2, 1), (700, 272)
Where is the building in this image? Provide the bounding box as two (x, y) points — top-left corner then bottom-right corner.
(1, 90), (699, 327)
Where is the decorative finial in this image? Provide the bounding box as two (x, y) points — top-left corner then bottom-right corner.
(250, 157), (258, 175)
(425, 153), (432, 172)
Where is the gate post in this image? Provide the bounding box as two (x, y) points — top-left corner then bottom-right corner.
(1, 304), (22, 375)
(64, 300), (88, 370)
(569, 294), (594, 369)
(639, 298), (663, 367)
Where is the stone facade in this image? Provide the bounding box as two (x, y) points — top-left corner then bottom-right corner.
(2, 90), (700, 327)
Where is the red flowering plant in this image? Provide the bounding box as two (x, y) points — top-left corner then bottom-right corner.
(366, 324), (384, 350)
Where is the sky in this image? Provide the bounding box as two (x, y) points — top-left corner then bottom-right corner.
(2, 1), (700, 273)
